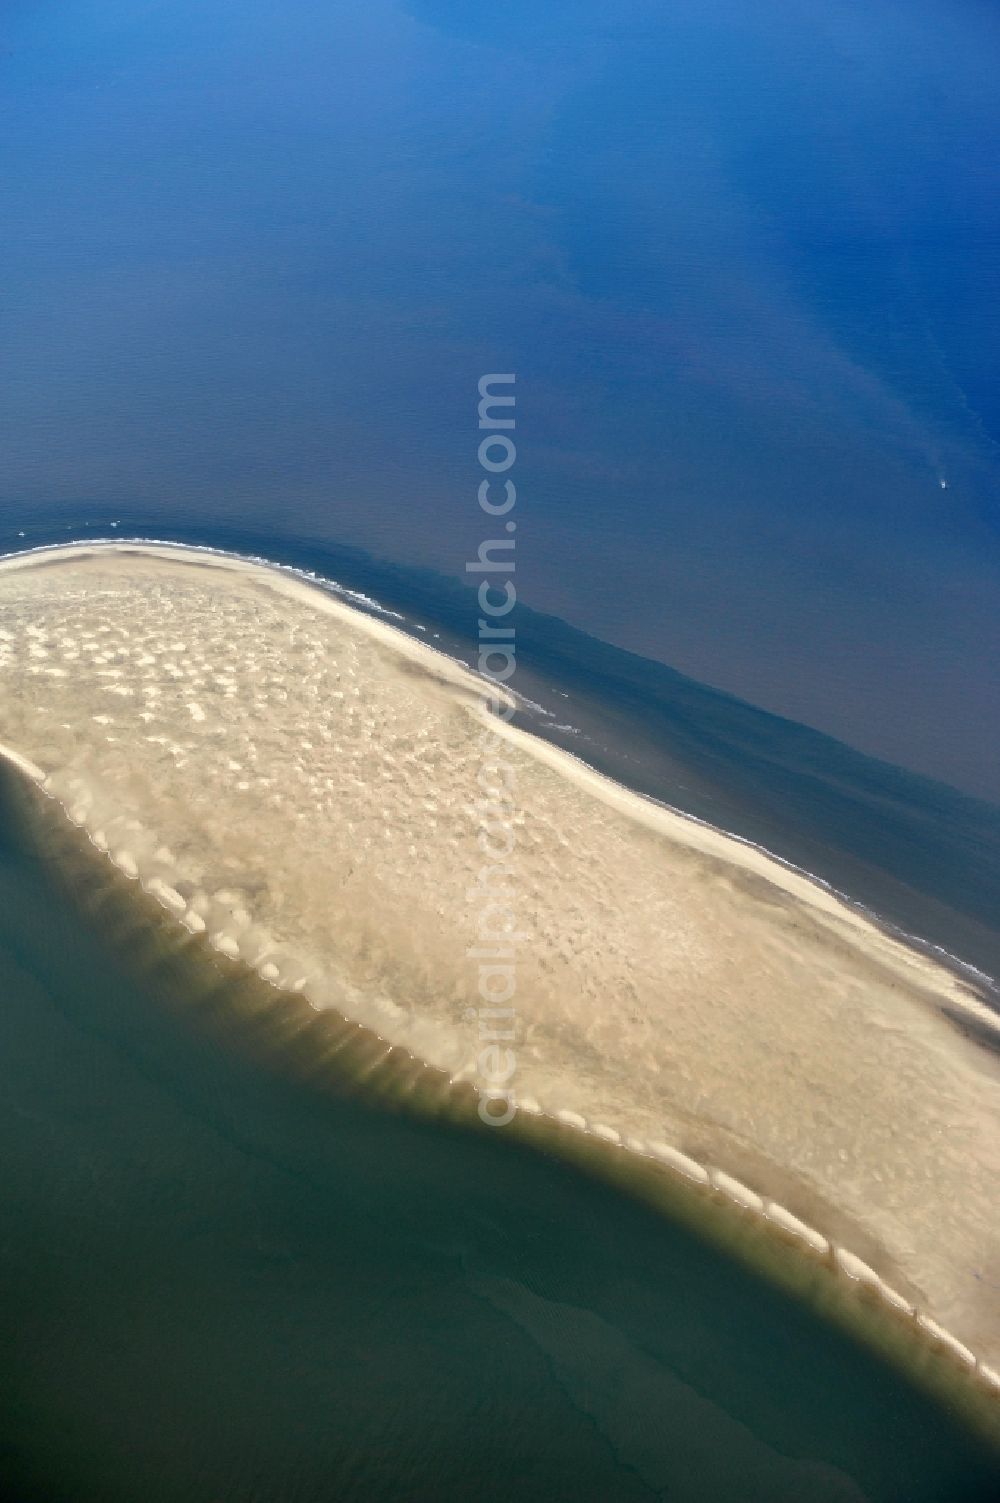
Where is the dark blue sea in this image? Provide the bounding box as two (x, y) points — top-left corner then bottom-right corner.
(2, 0), (999, 798)
(2, 1), (999, 1497)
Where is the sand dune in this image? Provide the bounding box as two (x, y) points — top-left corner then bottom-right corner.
(1, 541), (998, 1377)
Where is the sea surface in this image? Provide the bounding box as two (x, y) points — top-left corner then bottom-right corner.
(0, 537), (999, 1501)
(3, 0), (999, 1494)
(3, 0), (999, 799)
(10, 515), (1000, 991)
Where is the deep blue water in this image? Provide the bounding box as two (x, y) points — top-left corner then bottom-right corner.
(1, 0), (999, 797)
(2, 3), (1000, 1496)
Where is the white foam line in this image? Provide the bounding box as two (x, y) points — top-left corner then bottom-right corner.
(594, 768), (997, 995)
(495, 1091), (997, 1393)
(3, 538), (996, 999)
(14, 748), (1000, 1394)
(3, 544), (998, 1397)
(502, 686), (553, 717)
(0, 536), (407, 620)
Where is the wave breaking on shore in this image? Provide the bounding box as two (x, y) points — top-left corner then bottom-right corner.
(1, 539), (999, 1402)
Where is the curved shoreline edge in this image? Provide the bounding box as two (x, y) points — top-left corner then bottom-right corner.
(6, 534), (998, 1002)
(1, 540), (999, 1425)
(3, 743), (999, 1437)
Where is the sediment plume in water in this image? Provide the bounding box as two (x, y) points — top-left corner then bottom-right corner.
(1, 541), (999, 1401)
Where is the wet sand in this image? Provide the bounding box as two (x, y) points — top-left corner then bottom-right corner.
(1, 541), (999, 1380)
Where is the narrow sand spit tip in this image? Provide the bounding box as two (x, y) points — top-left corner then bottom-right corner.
(0, 540), (998, 1381)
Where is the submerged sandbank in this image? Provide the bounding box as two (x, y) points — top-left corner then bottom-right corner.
(1, 540), (999, 1385)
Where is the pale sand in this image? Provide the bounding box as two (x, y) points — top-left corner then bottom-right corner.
(1, 541), (999, 1374)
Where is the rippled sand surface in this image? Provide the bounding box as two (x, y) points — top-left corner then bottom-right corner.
(1, 542), (999, 1372)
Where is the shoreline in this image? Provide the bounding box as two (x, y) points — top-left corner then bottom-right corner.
(3, 744), (999, 1441)
(1, 539), (999, 1396)
(5, 535), (997, 1003)
(7, 533), (998, 1009)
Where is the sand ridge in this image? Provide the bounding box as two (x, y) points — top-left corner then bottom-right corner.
(1, 540), (999, 1376)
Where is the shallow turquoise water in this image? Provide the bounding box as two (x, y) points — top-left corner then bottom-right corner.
(0, 773), (997, 1501)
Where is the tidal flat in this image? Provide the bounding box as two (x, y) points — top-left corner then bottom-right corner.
(1, 759), (999, 1500)
(0, 540), (999, 1400)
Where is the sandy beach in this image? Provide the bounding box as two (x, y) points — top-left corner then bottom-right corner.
(1, 540), (999, 1378)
